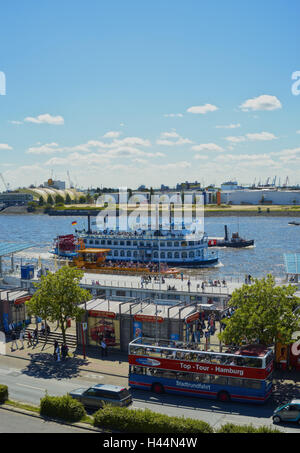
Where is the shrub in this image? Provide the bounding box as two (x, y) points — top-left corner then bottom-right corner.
(40, 394), (86, 422)
(93, 405), (213, 433)
(217, 423), (282, 433)
(0, 385), (8, 403)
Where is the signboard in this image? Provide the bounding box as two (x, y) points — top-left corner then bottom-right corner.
(134, 314), (164, 323)
(81, 322), (87, 331)
(14, 295), (31, 306)
(128, 355), (272, 380)
(185, 312), (200, 324)
(88, 310), (116, 319)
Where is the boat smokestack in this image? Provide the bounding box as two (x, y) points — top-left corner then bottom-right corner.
(224, 225), (228, 241)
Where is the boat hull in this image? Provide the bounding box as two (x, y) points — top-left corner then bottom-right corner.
(214, 239), (254, 248)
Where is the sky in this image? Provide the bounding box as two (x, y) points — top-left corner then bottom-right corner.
(0, 0), (300, 190)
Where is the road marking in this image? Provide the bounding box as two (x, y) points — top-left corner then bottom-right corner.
(16, 383), (45, 391)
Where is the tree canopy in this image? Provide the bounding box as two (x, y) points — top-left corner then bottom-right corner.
(219, 275), (300, 346)
(26, 266), (91, 344)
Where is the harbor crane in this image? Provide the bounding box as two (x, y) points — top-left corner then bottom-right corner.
(0, 173), (9, 192)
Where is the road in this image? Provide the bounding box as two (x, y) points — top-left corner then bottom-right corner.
(0, 355), (299, 433)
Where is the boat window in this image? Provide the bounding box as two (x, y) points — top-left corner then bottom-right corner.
(153, 252), (158, 258)
(101, 240), (106, 245)
(107, 240), (112, 245)
(127, 251), (131, 257)
(120, 250), (125, 256)
(146, 242), (151, 247)
(160, 252), (165, 258)
(114, 241), (118, 245)
(189, 241), (194, 246)
(126, 241), (131, 246)
(167, 242), (172, 247)
(120, 241), (124, 245)
(114, 250), (118, 256)
(133, 251), (138, 257)
(174, 242), (179, 247)
(189, 251), (194, 258)
(174, 252), (179, 258)
(160, 242), (165, 247)
(182, 252), (187, 259)
(133, 241), (137, 246)
(139, 242), (144, 246)
(89, 240), (94, 244)
(167, 252), (172, 259)
(95, 240), (99, 245)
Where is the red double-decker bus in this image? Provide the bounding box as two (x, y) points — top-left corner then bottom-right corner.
(128, 338), (274, 404)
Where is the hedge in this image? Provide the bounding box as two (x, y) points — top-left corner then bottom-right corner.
(93, 405), (213, 433)
(0, 385), (8, 404)
(40, 394), (86, 422)
(217, 423), (282, 433)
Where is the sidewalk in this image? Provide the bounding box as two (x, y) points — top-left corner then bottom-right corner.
(3, 340), (129, 379)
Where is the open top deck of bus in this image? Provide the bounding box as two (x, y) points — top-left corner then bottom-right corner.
(129, 337), (273, 369)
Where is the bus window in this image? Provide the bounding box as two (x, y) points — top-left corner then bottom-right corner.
(243, 379), (262, 390)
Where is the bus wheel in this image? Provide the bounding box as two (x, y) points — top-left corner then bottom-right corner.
(217, 391), (230, 402)
(273, 416), (281, 424)
(152, 383), (164, 394)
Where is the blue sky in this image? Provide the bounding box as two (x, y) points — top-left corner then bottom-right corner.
(0, 0), (300, 189)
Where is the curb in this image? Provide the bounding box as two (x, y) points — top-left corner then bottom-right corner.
(0, 403), (105, 433)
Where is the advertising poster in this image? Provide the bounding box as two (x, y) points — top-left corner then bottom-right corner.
(88, 310), (120, 348)
(133, 321), (142, 341)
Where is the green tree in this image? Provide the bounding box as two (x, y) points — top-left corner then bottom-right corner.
(55, 194), (65, 205)
(219, 275), (300, 346)
(65, 193), (72, 205)
(79, 195), (86, 204)
(47, 195), (54, 205)
(39, 196), (44, 206)
(26, 266), (90, 344)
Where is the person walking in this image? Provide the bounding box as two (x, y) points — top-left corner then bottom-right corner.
(19, 329), (25, 349)
(101, 339), (108, 358)
(53, 340), (59, 357)
(11, 331), (18, 351)
(32, 327), (38, 346)
(187, 279), (191, 293)
(61, 343), (69, 360)
(27, 331), (33, 347)
(55, 344), (61, 362)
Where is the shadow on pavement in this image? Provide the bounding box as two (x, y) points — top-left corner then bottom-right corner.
(21, 352), (89, 380)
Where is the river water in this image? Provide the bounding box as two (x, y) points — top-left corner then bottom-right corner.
(0, 214), (299, 280)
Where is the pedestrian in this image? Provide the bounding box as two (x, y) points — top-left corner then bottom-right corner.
(101, 339), (108, 358)
(19, 329), (25, 349)
(55, 344), (61, 362)
(33, 327), (38, 346)
(54, 340), (59, 355)
(180, 272), (184, 281)
(61, 343), (69, 360)
(11, 330), (18, 351)
(27, 331), (32, 347)
(187, 279), (191, 292)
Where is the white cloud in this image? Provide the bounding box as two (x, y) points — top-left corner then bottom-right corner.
(9, 120), (23, 125)
(103, 131), (121, 138)
(24, 113), (65, 125)
(0, 143), (13, 150)
(27, 143), (60, 154)
(216, 123), (241, 129)
(225, 136), (246, 143)
(192, 143), (224, 152)
(164, 113), (183, 118)
(156, 131), (193, 146)
(240, 95), (282, 112)
(186, 104), (219, 114)
(245, 132), (277, 141)
(194, 155), (209, 160)
(296, 130), (300, 134)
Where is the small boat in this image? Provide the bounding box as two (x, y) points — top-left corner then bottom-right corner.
(208, 225), (254, 248)
(69, 242), (178, 276)
(288, 221), (300, 226)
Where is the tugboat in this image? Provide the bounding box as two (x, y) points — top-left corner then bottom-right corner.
(208, 225), (254, 248)
(288, 221), (300, 226)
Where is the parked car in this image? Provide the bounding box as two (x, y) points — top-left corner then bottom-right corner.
(273, 399), (300, 425)
(69, 384), (132, 409)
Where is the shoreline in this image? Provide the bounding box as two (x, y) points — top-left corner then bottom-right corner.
(2, 206), (300, 217)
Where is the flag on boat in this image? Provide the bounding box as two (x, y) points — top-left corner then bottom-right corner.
(72, 221), (77, 226)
